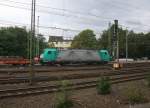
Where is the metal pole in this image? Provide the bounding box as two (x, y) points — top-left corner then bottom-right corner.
(117, 36), (119, 63)
(29, 0), (36, 85)
(108, 22), (111, 55)
(112, 25), (115, 60)
(37, 16), (40, 57)
(27, 27), (30, 59)
(114, 20), (119, 63)
(33, 0), (36, 58)
(126, 28), (128, 63)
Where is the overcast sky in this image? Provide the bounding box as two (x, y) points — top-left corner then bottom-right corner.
(0, 0), (150, 40)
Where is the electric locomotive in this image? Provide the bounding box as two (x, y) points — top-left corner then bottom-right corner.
(40, 48), (111, 65)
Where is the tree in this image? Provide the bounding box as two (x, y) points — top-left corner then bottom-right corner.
(0, 27), (48, 58)
(0, 27), (28, 57)
(38, 34), (49, 54)
(98, 24), (150, 59)
(71, 29), (97, 49)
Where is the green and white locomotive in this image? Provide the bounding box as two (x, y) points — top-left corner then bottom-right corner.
(40, 48), (111, 65)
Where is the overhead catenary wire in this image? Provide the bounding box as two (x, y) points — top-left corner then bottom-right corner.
(0, 21), (101, 41)
(0, 2), (114, 31)
(0, 18), (105, 34)
(0, 1), (149, 35)
(0, 0), (113, 21)
(0, 3), (111, 23)
(1, 0), (148, 19)
(1, 0), (150, 30)
(1, 0), (150, 33)
(0, 19), (103, 35)
(0, 18), (149, 36)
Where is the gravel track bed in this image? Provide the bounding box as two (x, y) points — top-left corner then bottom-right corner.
(0, 64), (110, 70)
(0, 67), (149, 84)
(0, 77), (99, 90)
(0, 71), (148, 90)
(1, 65), (150, 80)
(0, 66), (150, 82)
(0, 63), (150, 108)
(0, 68), (111, 77)
(0, 80), (150, 108)
(0, 61), (150, 72)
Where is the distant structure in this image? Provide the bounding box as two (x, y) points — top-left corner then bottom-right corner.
(48, 36), (72, 49)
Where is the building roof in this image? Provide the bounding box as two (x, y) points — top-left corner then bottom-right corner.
(49, 36), (63, 42)
(49, 36), (72, 42)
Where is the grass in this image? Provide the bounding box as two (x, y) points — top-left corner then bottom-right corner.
(122, 86), (147, 105)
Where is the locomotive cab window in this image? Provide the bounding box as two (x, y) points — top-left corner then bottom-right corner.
(47, 51), (52, 54)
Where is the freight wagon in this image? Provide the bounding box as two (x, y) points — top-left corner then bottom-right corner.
(0, 56), (30, 65)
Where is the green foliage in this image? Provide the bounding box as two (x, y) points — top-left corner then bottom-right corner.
(56, 80), (73, 108)
(97, 77), (111, 95)
(71, 29), (97, 49)
(98, 25), (128, 57)
(0, 27), (28, 57)
(71, 26), (150, 59)
(123, 86), (146, 104)
(38, 34), (49, 55)
(0, 27), (48, 58)
(98, 24), (150, 59)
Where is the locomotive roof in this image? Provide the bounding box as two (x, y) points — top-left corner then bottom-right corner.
(44, 48), (57, 51)
(44, 48), (108, 52)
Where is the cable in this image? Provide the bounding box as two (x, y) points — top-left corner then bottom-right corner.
(0, 0), (113, 21)
(1, 0), (149, 22)
(3, 0), (145, 15)
(0, 19), (102, 34)
(2, 0), (149, 28)
(4, 19), (147, 35)
(0, 3), (112, 28)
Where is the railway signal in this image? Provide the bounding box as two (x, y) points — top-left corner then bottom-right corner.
(113, 20), (122, 69)
(113, 20), (119, 61)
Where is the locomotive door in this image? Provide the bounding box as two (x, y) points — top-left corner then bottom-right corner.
(46, 50), (57, 61)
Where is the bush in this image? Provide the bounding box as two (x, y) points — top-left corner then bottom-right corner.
(97, 77), (111, 95)
(123, 86), (146, 104)
(56, 80), (73, 108)
(56, 94), (73, 108)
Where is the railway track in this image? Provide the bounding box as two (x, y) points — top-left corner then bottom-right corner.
(0, 62), (150, 75)
(0, 63), (150, 77)
(0, 72), (148, 99)
(0, 65), (112, 73)
(0, 66), (150, 84)
(0, 67), (150, 84)
(0, 63), (150, 99)
(0, 64), (111, 70)
(0, 61), (150, 72)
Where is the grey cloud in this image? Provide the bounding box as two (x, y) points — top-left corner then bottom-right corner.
(0, 0), (150, 40)
(126, 20), (142, 26)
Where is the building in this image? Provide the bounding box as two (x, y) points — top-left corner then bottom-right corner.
(48, 36), (72, 48)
